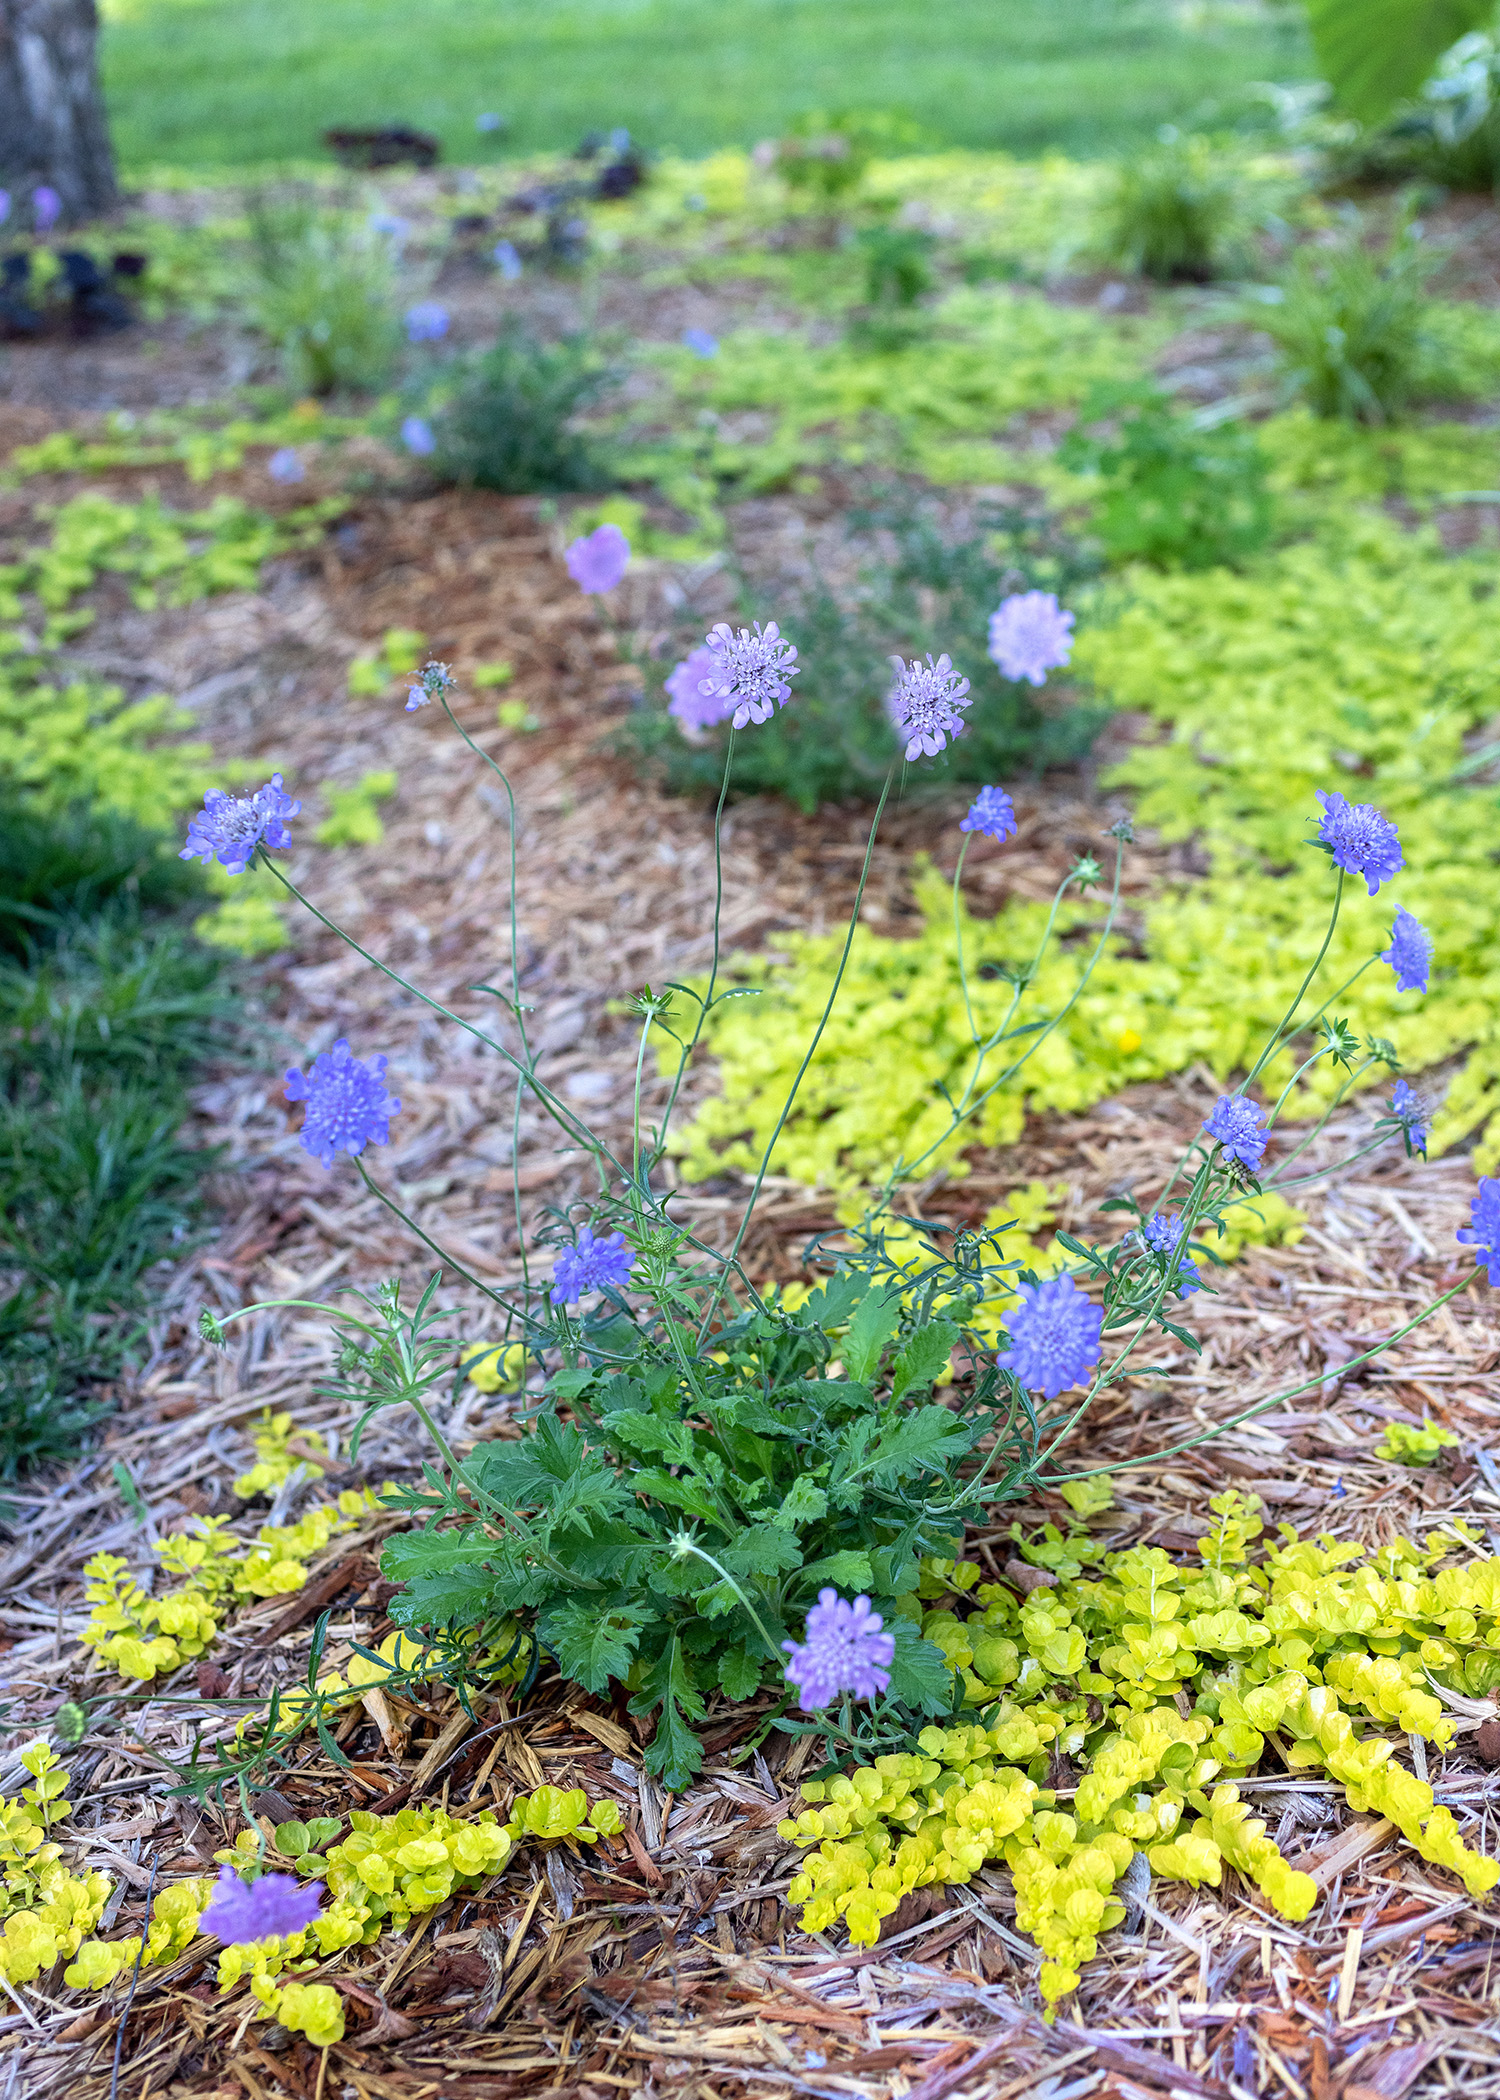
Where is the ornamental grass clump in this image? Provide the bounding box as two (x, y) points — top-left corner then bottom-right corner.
(180, 593), (1493, 1812)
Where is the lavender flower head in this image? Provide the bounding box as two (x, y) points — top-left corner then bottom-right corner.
(180, 774), (300, 877)
(1141, 1211), (1202, 1294)
(401, 415), (436, 457)
(477, 112), (504, 133)
(284, 1040), (402, 1169)
(665, 645), (729, 732)
(1382, 906), (1432, 995)
(0, 193), (9, 228)
(782, 1591), (894, 1711)
(550, 1225), (636, 1305)
(1389, 1078), (1430, 1155)
(681, 327), (719, 357)
(1457, 1177), (1500, 1286)
(405, 659), (456, 713)
(566, 523), (630, 595)
(493, 240), (523, 279)
(1204, 1094), (1267, 1172)
(987, 591), (1074, 686)
(959, 785), (1017, 842)
(699, 620), (799, 729)
(32, 186), (61, 234)
(201, 1867), (323, 1946)
(1315, 791), (1404, 897)
(887, 653), (972, 761)
(996, 1274), (1105, 1401)
(406, 300), (450, 343)
(268, 447), (305, 485)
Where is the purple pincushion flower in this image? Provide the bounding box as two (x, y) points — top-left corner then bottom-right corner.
(665, 645), (729, 731)
(1457, 1177), (1500, 1286)
(887, 653), (972, 761)
(406, 300), (450, 343)
(987, 591), (1074, 686)
(782, 1590), (894, 1711)
(1141, 1211), (1202, 1295)
(996, 1274), (1105, 1401)
(1389, 1079), (1430, 1155)
(959, 785), (1018, 842)
(405, 659), (456, 713)
(284, 1040), (402, 1169)
(200, 1867), (323, 1946)
(0, 193), (10, 228)
(268, 447), (305, 484)
(180, 775), (300, 877)
(681, 327), (719, 357)
(32, 185), (61, 234)
(565, 524), (630, 595)
(699, 620), (799, 729)
(550, 1225), (636, 1304)
(401, 415), (436, 457)
(1382, 906), (1432, 994)
(1204, 1094), (1267, 1172)
(1315, 791), (1404, 897)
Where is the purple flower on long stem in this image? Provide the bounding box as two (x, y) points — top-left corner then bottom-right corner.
(405, 301), (450, 344)
(699, 621), (799, 728)
(1382, 906), (1432, 994)
(1141, 1211), (1202, 1295)
(996, 1274), (1105, 1401)
(959, 785), (1017, 841)
(200, 1867), (323, 1946)
(1203, 1094), (1267, 1172)
(782, 1591), (894, 1711)
(566, 524), (630, 595)
(405, 660), (456, 713)
(1389, 1079), (1430, 1156)
(550, 1225), (636, 1304)
(665, 645), (729, 731)
(284, 1040), (402, 1169)
(987, 591), (1074, 686)
(180, 775), (300, 877)
(887, 653), (972, 761)
(1457, 1178), (1500, 1286)
(1315, 791), (1404, 897)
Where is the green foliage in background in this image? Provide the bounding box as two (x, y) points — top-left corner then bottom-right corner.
(676, 511), (1500, 1188)
(1304, 0), (1491, 124)
(1102, 134), (1242, 283)
(418, 324), (614, 494)
(1058, 385), (1274, 571)
(244, 193), (403, 396)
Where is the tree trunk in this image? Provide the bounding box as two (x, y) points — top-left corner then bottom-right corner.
(0, 0), (117, 225)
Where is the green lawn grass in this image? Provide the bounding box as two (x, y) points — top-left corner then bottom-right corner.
(101, 0), (1312, 173)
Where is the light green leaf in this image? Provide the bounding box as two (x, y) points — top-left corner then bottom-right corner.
(1305, 0), (1492, 122)
(890, 1320), (960, 1401)
(842, 1287), (903, 1384)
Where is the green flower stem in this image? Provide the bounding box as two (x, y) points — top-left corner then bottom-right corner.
(951, 833), (979, 1045)
(1244, 870), (1344, 1091)
(671, 1538), (781, 1658)
(656, 727), (738, 1148)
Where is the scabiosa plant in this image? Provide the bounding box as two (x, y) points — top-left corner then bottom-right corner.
(1203, 1094), (1267, 1172)
(200, 1867), (324, 1945)
(401, 415), (436, 457)
(959, 785), (1018, 841)
(1382, 906), (1432, 994)
(887, 653), (972, 761)
(681, 328), (719, 357)
(284, 1040), (402, 1169)
(782, 1591), (895, 1711)
(1314, 790), (1404, 897)
(1141, 1211), (1202, 1295)
(405, 301), (450, 343)
(700, 621), (800, 729)
(267, 447), (305, 484)
(32, 186), (61, 234)
(1389, 1079), (1430, 1156)
(1457, 1178), (1500, 1286)
(180, 775), (300, 877)
(996, 1275), (1105, 1401)
(550, 1224), (636, 1304)
(665, 645), (729, 732)
(493, 240), (523, 279)
(405, 660), (456, 713)
(566, 523), (630, 595)
(987, 591), (1074, 686)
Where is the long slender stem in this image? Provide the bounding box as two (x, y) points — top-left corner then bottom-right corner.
(654, 729), (738, 1157)
(1244, 872), (1344, 1092)
(354, 1158), (525, 1325)
(951, 834), (978, 1044)
(673, 1540), (781, 1656)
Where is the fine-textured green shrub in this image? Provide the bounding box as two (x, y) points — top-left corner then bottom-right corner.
(1058, 384), (1274, 570)
(623, 494), (1105, 811)
(1249, 217), (1445, 423)
(421, 323), (613, 493)
(244, 193), (402, 396)
(1102, 134), (1240, 282)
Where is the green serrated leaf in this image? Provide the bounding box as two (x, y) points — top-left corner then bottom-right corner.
(601, 1410), (695, 1463)
(775, 1476), (829, 1529)
(843, 1287), (903, 1384)
(799, 1549), (874, 1590)
(630, 1635), (706, 1791)
(718, 1646), (763, 1700)
(629, 1470), (722, 1524)
(539, 1597), (653, 1694)
(890, 1320), (960, 1401)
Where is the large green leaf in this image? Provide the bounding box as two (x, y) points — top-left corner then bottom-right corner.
(538, 1597), (652, 1694)
(1305, 0), (1493, 123)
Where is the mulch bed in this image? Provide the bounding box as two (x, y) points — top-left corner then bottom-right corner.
(3, 409), (1500, 2100)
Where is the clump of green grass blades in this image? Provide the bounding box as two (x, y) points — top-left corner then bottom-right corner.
(0, 800), (236, 1478)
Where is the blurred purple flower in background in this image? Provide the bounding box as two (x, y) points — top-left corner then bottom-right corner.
(180, 775), (300, 876)
(284, 1041), (402, 1169)
(32, 186), (61, 233)
(1458, 1178), (1500, 1285)
(959, 785), (1017, 841)
(201, 1868), (323, 1946)
(782, 1592), (894, 1710)
(681, 327), (719, 357)
(493, 240), (523, 279)
(267, 448), (305, 484)
(368, 211), (410, 242)
(405, 301), (450, 343)
(401, 415), (436, 456)
(887, 653), (971, 760)
(987, 591), (1074, 686)
(1382, 905), (1431, 993)
(0, 193), (10, 227)
(1390, 1079), (1430, 1154)
(477, 113), (504, 133)
(566, 523), (630, 594)
(665, 645), (729, 731)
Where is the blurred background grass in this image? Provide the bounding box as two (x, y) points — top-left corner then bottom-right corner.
(99, 0), (1312, 172)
